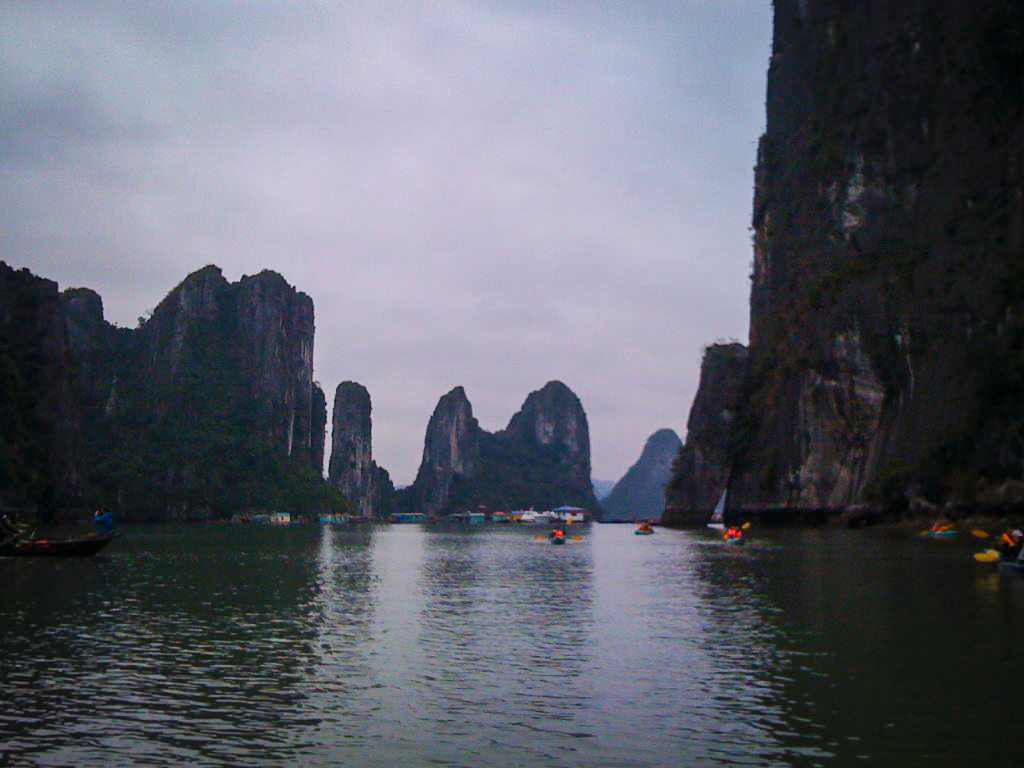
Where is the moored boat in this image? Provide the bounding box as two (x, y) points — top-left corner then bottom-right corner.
(0, 532), (117, 558)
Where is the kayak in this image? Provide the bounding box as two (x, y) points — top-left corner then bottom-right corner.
(550, 537), (566, 545)
(724, 537), (746, 546)
(923, 530), (958, 539)
(634, 529), (654, 536)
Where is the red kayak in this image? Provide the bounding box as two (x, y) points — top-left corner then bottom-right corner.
(0, 532), (117, 558)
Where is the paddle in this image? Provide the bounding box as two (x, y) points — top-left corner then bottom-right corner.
(971, 529), (990, 539)
(571, 535), (584, 541)
(741, 522), (751, 530)
(974, 549), (1000, 563)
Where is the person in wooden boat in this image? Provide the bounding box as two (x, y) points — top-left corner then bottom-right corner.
(94, 508), (114, 534)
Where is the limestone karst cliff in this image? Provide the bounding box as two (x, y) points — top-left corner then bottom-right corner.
(4, 262), (337, 520)
(663, 344), (748, 526)
(328, 381), (393, 518)
(602, 428), (682, 522)
(0, 262), (82, 516)
(723, 0), (1024, 511)
(403, 381), (598, 516)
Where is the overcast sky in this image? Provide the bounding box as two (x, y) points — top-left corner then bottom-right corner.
(2, 1), (771, 485)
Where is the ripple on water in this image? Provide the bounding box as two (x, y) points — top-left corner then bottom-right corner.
(1, 524), (1022, 765)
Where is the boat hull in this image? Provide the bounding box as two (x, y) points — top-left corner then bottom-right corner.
(0, 533), (117, 558)
(924, 530), (958, 539)
(634, 530), (653, 535)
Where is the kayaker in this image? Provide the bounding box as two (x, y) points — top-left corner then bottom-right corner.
(550, 528), (566, 540)
(724, 526), (743, 542)
(998, 529), (1023, 560)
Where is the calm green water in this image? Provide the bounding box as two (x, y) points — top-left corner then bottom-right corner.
(1, 523), (1022, 766)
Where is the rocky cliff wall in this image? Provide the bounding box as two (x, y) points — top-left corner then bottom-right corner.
(405, 381), (598, 516)
(0, 262), (82, 516)
(602, 428), (682, 522)
(732, 0), (1024, 510)
(328, 381), (391, 517)
(56, 265), (329, 519)
(664, 344), (748, 526)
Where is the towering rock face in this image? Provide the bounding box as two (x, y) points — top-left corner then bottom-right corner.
(234, 271), (316, 461)
(732, 0), (1024, 509)
(664, 344), (748, 526)
(409, 386), (480, 516)
(0, 262), (82, 515)
(503, 381), (593, 494)
(60, 265), (328, 519)
(328, 381), (391, 517)
(602, 428), (682, 522)
(127, 266), (319, 466)
(405, 381), (598, 516)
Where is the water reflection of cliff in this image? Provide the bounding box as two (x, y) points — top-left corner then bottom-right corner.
(0, 524), (348, 765)
(743, 529), (1024, 763)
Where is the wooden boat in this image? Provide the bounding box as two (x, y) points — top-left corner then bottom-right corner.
(0, 532), (117, 558)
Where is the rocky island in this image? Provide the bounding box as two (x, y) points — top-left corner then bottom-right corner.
(399, 381), (598, 516)
(328, 381), (393, 519)
(601, 428), (681, 522)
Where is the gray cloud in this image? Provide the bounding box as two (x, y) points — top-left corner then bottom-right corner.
(1, 0), (771, 484)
